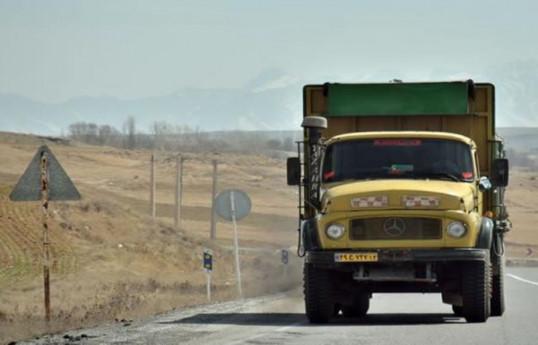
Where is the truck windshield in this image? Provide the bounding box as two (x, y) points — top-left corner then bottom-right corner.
(322, 138), (474, 183)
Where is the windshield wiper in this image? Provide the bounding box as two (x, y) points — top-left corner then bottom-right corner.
(333, 171), (387, 182)
(338, 175), (381, 182)
(335, 170), (460, 182)
(414, 171), (460, 182)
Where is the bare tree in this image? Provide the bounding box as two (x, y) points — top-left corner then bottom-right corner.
(98, 125), (121, 146)
(123, 116), (136, 149)
(68, 122), (98, 144)
(151, 121), (175, 151)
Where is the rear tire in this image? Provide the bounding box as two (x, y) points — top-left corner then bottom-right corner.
(452, 305), (463, 316)
(333, 304), (341, 317)
(491, 255), (505, 316)
(462, 257), (491, 323)
(304, 263), (333, 324)
(341, 293), (370, 318)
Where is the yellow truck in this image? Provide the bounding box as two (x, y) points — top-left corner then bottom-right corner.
(287, 80), (510, 323)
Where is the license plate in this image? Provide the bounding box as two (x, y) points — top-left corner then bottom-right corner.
(334, 253), (378, 262)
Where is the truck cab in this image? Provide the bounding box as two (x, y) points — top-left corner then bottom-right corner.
(287, 81), (510, 323)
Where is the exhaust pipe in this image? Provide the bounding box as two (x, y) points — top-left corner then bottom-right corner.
(301, 116), (327, 212)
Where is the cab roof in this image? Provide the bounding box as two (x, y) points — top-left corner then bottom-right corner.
(326, 131), (476, 149)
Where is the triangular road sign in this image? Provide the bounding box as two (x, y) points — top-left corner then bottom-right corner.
(10, 145), (81, 201)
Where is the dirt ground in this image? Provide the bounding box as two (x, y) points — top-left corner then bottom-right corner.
(0, 133), (302, 343)
(503, 170), (538, 255)
(0, 132), (537, 343)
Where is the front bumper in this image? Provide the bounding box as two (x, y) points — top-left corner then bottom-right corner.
(306, 248), (488, 268)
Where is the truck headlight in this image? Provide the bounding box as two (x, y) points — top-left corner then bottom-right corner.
(326, 223), (346, 239)
(446, 221), (467, 238)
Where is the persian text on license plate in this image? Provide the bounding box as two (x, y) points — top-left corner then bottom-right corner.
(334, 253), (378, 262)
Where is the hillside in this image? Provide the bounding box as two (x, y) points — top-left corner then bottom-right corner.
(498, 127), (538, 152)
(0, 133), (301, 342)
(1, 131), (537, 342)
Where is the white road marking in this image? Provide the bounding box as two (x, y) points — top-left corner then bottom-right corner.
(223, 321), (306, 345)
(276, 321), (307, 332)
(507, 273), (538, 287)
(224, 333), (266, 345)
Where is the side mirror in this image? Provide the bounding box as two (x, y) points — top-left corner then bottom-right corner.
(478, 176), (492, 192)
(491, 158), (509, 187)
(287, 157), (301, 186)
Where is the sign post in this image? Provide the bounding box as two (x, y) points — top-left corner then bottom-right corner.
(41, 151), (51, 323)
(214, 189), (251, 299)
(281, 249), (289, 278)
(203, 249), (213, 302)
(229, 190), (243, 299)
(10, 146), (81, 324)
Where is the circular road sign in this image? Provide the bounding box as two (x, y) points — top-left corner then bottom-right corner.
(214, 189), (251, 221)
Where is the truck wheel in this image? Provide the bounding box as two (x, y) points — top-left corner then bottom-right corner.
(490, 255), (505, 316)
(452, 305), (463, 316)
(333, 304), (341, 317)
(341, 293), (370, 317)
(304, 263), (333, 323)
(462, 257), (491, 323)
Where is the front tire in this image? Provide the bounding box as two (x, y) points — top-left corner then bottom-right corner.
(491, 255), (505, 316)
(304, 263), (333, 324)
(462, 257), (491, 323)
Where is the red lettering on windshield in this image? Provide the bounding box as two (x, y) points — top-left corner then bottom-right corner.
(374, 139), (422, 146)
(389, 169), (405, 175)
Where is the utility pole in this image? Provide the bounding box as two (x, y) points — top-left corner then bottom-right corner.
(150, 154), (156, 219)
(210, 159), (218, 239)
(174, 156), (184, 227)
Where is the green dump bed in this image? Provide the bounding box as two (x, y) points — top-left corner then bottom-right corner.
(303, 81), (496, 177)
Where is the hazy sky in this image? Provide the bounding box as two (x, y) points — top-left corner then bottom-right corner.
(1, 0), (538, 102)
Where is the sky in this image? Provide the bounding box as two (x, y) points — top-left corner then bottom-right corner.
(1, 0), (538, 103)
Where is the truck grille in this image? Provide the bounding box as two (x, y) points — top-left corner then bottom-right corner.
(349, 217), (442, 240)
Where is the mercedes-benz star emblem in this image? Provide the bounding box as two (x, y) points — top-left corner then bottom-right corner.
(383, 218), (406, 237)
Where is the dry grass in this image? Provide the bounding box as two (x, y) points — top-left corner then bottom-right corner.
(504, 171), (538, 256)
(0, 132), (536, 343)
(0, 133), (301, 343)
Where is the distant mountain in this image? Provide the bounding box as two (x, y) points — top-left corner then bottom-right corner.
(498, 127), (538, 151)
(0, 69), (304, 135)
(2, 62), (538, 135)
(428, 61), (538, 127)
(487, 61), (538, 127)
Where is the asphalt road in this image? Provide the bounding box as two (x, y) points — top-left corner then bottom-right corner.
(21, 267), (538, 345)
